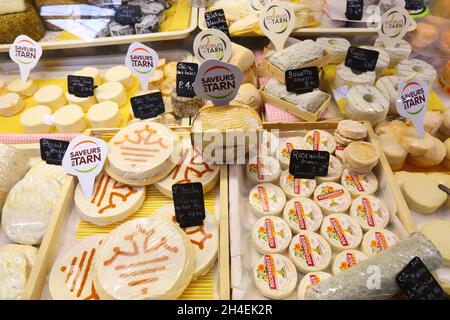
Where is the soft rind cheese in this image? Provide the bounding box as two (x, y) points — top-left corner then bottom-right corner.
(336, 119), (368, 140)
(343, 141), (380, 174)
(253, 254), (297, 300)
(320, 213), (363, 252)
(375, 76), (402, 115)
(20, 105), (53, 133)
(361, 229), (399, 256)
(7, 78), (37, 97)
(313, 182), (351, 215)
(316, 37), (350, 64)
(282, 197), (323, 233)
(105, 65), (134, 90)
(303, 130), (336, 153)
(75, 67), (103, 86)
(331, 250), (367, 275)
(94, 81), (127, 107)
(249, 183), (286, 217)
(246, 155), (281, 185)
(25, 161), (67, 185)
(0, 92), (24, 116)
(420, 220), (450, 267)
(350, 195), (390, 231)
(297, 271), (332, 300)
(151, 204), (219, 278)
(94, 217), (195, 300)
(49, 235), (105, 300)
(66, 93), (97, 112)
(317, 155), (343, 183)
(0, 244), (37, 268)
(334, 63), (376, 89)
(53, 104), (86, 133)
(374, 38), (412, 67)
(33, 85), (67, 110)
(346, 85), (389, 126)
(279, 170), (316, 199)
(341, 169), (378, 198)
(395, 59), (437, 85)
(0, 250), (29, 300)
(288, 231), (332, 273)
(87, 101), (121, 128)
(251, 216), (292, 254)
(277, 139), (304, 170)
(74, 173), (145, 226)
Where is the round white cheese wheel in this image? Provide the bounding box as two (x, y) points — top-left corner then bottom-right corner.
(343, 141), (380, 174)
(251, 216), (292, 254)
(320, 213), (363, 252)
(74, 67), (103, 86)
(74, 173), (145, 226)
(66, 93), (97, 112)
(297, 271), (332, 300)
(346, 85), (389, 126)
(253, 254), (297, 300)
(7, 78), (37, 97)
(20, 105), (53, 133)
(313, 182), (351, 215)
(304, 130), (336, 153)
(2, 175), (61, 245)
(49, 235), (106, 300)
(53, 104), (86, 133)
(105, 65), (134, 90)
(94, 217), (195, 300)
(350, 195), (390, 231)
(0, 250), (29, 300)
(283, 197), (323, 233)
(336, 119), (368, 140)
(317, 155), (343, 183)
(375, 76), (402, 115)
(94, 81), (127, 107)
(249, 183), (286, 217)
(374, 38), (412, 67)
(33, 85), (67, 110)
(316, 37), (350, 64)
(152, 204), (219, 278)
(0, 92), (24, 116)
(257, 130), (279, 157)
(246, 155), (281, 185)
(0, 244), (38, 268)
(359, 45), (390, 78)
(288, 231), (332, 273)
(341, 168), (378, 197)
(87, 101), (121, 128)
(106, 122), (180, 185)
(361, 228), (399, 257)
(331, 249), (367, 275)
(277, 139), (304, 169)
(155, 143), (219, 198)
(334, 63), (376, 89)
(395, 59), (437, 85)
(279, 170), (316, 199)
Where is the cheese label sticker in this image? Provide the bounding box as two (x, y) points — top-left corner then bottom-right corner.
(9, 35), (43, 83)
(193, 29), (232, 63)
(289, 201), (319, 231)
(325, 217), (360, 248)
(258, 186), (270, 212)
(257, 156), (264, 180)
(257, 255), (291, 290)
(378, 7), (412, 48)
(396, 78), (429, 139)
(257, 218), (288, 249)
(125, 42), (158, 91)
(193, 59), (243, 106)
(259, 2), (295, 52)
(249, 0), (275, 13)
(294, 234), (325, 267)
(62, 135), (108, 200)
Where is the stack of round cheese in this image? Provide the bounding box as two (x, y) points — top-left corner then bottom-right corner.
(345, 85), (389, 126)
(7, 78), (38, 97)
(246, 156), (281, 185)
(34, 85), (67, 110)
(343, 141), (380, 174)
(374, 38), (412, 67)
(334, 63), (376, 89)
(316, 37), (350, 64)
(395, 59), (437, 85)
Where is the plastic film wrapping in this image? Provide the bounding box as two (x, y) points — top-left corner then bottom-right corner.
(305, 233), (443, 300)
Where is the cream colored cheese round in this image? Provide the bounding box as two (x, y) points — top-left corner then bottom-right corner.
(304, 130), (336, 153)
(105, 65), (134, 90)
(346, 85), (389, 126)
(374, 38), (412, 67)
(420, 220), (450, 267)
(375, 76), (402, 115)
(343, 141), (380, 174)
(249, 183), (286, 217)
(0, 92), (24, 116)
(283, 197), (323, 234)
(336, 119), (368, 140)
(396, 59), (437, 85)
(317, 155), (343, 183)
(253, 254), (297, 300)
(87, 101), (121, 128)
(251, 216), (292, 254)
(33, 85), (67, 110)
(53, 104), (86, 133)
(277, 139), (304, 169)
(341, 168), (378, 197)
(75, 66), (103, 86)
(331, 249), (367, 275)
(334, 63), (376, 89)
(246, 155), (281, 185)
(313, 182), (352, 215)
(320, 213), (363, 252)
(279, 170), (316, 199)
(257, 130), (279, 157)
(361, 228), (399, 256)
(20, 105), (53, 133)
(288, 231), (332, 273)
(297, 271), (332, 300)
(0, 250), (29, 300)
(350, 195), (390, 231)
(0, 244), (38, 269)
(94, 81), (127, 107)
(316, 37), (350, 64)
(7, 78), (38, 97)
(66, 93), (97, 112)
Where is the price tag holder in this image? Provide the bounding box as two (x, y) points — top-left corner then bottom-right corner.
(204, 9), (230, 37)
(193, 29), (232, 63)
(40, 138), (69, 166)
(172, 182), (206, 228)
(9, 35), (42, 83)
(345, 47), (379, 73)
(125, 42), (158, 91)
(405, 0), (425, 12)
(396, 257), (450, 300)
(289, 149), (330, 179)
(285, 67), (319, 94)
(67, 75), (95, 98)
(131, 92), (165, 120)
(114, 5), (141, 25)
(259, 2), (295, 52)
(176, 62), (198, 98)
(345, 0), (364, 21)
(379, 7), (412, 48)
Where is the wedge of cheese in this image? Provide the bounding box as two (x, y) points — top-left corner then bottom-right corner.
(420, 220), (450, 267)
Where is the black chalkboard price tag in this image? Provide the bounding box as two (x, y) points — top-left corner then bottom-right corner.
(285, 67), (320, 94)
(345, 47), (379, 73)
(289, 149), (330, 179)
(67, 75), (95, 98)
(40, 138), (69, 166)
(131, 92), (165, 120)
(176, 62), (198, 98)
(204, 9), (230, 37)
(405, 0), (425, 11)
(345, 0), (364, 21)
(114, 5), (141, 25)
(396, 257), (450, 300)
(172, 182), (205, 228)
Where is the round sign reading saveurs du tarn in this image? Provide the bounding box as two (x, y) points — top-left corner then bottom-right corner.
(9, 35), (42, 83)
(193, 29), (232, 63)
(193, 59), (243, 106)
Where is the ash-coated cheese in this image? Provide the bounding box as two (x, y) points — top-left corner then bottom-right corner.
(268, 40), (323, 72)
(350, 195), (390, 231)
(7, 78), (37, 97)
(316, 37), (350, 64)
(313, 182), (352, 215)
(375, 76), (402, 115)
(33, 85), (67, 110)
(0, 92), (24, 116)
(420, 220), (450, 267)
(0, 250), (29, 300)
(277, 139), (304, 170)
(317, 155), (343, 184)
(288, 231), (332, 273)
(246, 155), (281, 185)
(94, 81), (127, 107)
(331, 250), (368, 275)
(251, 216), (292, 254)
(279, 170), (316, 199)
(104, 65), (134, 90)
(20, 105), (53, 133)
(341, 169), (378, 198)
(297, 272), (332, 300)
(53, 104), (86, 133)
(346, 85), (389, 126)
(333, 63), (376, 89)
(87, 101), (121, 128)
(361, 229), (399, 256)
(395, 59), (437, 85)
(249, 183), (286, 217)
(359, 46), (390, 78)
(303, 130), (336, 153)
(253, 254), (297, 300)
(320, 214), (363, 252)
(374, 38), (412, 67)
(282, 197), (323, 234)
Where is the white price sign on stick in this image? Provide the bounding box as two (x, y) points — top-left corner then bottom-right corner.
(259, 1), (295, 52)
(125, 42), (159, 91)
(193, 29), (232, 63)
(378, 6), (412, 48)
(9, 35), (42, 83)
